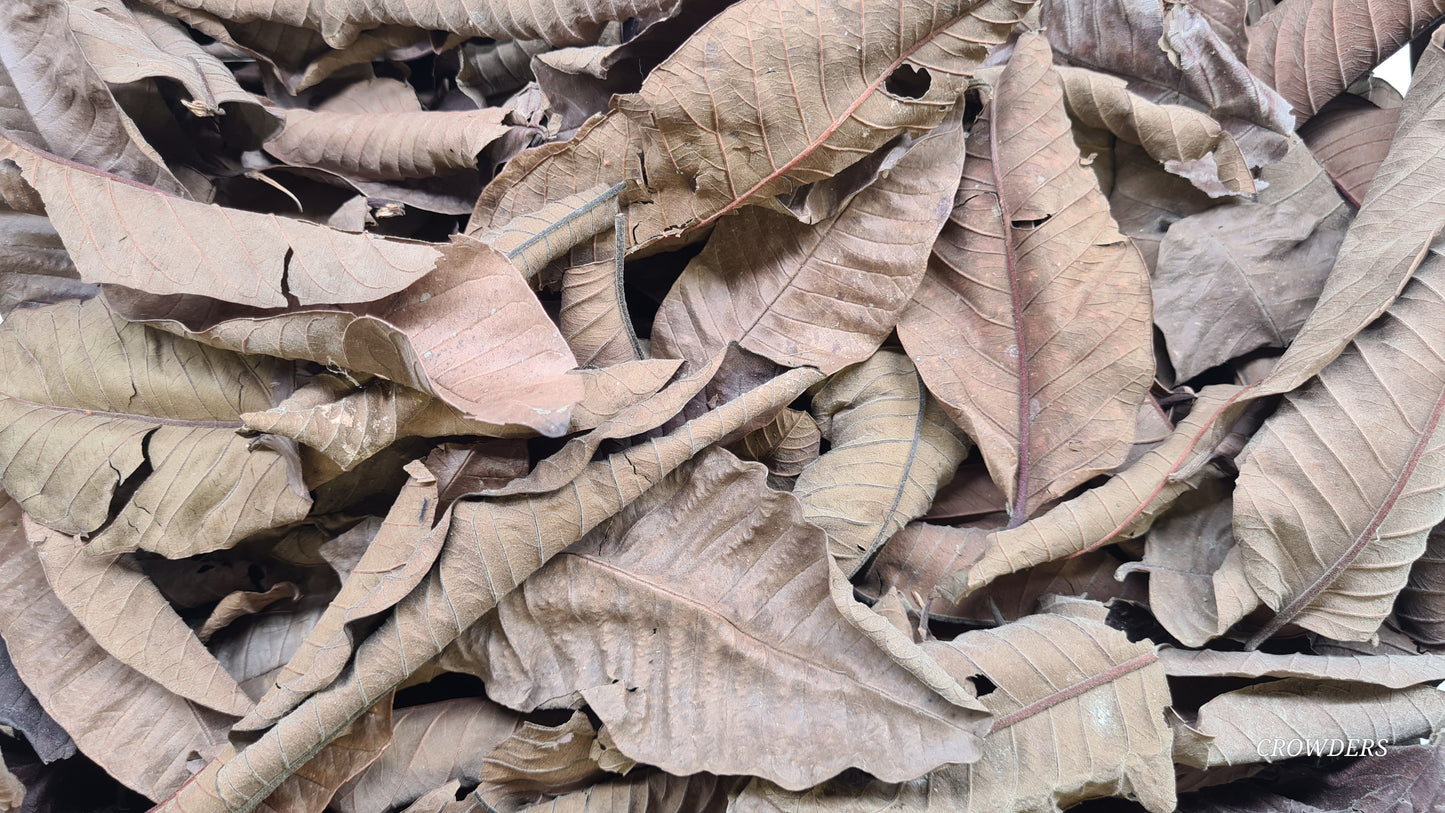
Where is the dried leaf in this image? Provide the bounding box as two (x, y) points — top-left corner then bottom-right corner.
(727, 408), (821, 477)
(619, 0), (1032, 250)
(651, 112), (966, 373)
(265, 109), (513, 181)
(475, 711), (605, 810)
(0, 636), (74, 763)
(0, 493), (232, 800)
(443, 448), (990, 790)
(27, 520), (254, 717)
(1246, 0), (1445, 121)
(1300, 94), (1402, 207)
(515, 772), (733, 813)
(793, 351), (969, 575)
(198, 583), (302, 643)
(241, 461), (444, 729)
(0, 298), (311, 558)
(1159, 647), (1445, 688)
(330, 699), (523, 813)
(1173, 679), (1445, 767)
(898, 33), (1153, 524)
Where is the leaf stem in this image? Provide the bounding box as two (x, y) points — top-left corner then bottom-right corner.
(991, 100), (1029, 529)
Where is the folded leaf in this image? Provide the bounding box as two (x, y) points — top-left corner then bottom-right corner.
(727, 407), (820, 477)
(898, 32), (1153, 525)
(0, 0), (186, 195)
(443, 448), (990, 790)
(618, 0), (1032, 250)
(242, 461), (445, 729)
(67, 0), (281, 130)
(330, 699), (523, 813)
(28, 520), (254, 717)
(156, 366), (823, 813)
(474, 711), (606, 810)
(0, 298), (311, 557)
(1173, 679), (1445, 768)
(560, 252), (643, 367)
(0, 493), (232, 800)
(1056, 64), (1254, 197)
(114, 239), (584, 437)
(652, 113), (965, 373)
(1159, 648), (1445, 689)
(265, 109), (513, 181)
(793, 351), (968, 575)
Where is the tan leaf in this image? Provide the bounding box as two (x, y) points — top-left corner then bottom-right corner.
(241, 461), (444, 730)
(0, 298), (310, 558)
(897, 33), (1153, 525)
(478, 184), (624, 282)
(650, 112), (966, 373)
(1246, 0), (1445, 121)
(441, 448), (990, 790)
(1232, 243), (1445, 645)
(619, 0), (1032, 250)
(1159, 647), (1445, 689)
(330, 699), (523, 813)
(0, 493), (231, 800)
(66, 0), (281, 128)
(265, 109), (513, 181)
(861, 523), (1141, 623)
(0, 0), (186, 195)
(1173, 679), (1445, 767)
(144, 0), (685, 49)
(113, 238), (584, 436)
(739, 609), (1176, 813)
(1115, 479), (1258, 646)
(0, 137), (445, 308)
(726, 408), (821, 477)
(475, 711), (605, 811)
(27, 520), (253, 717)
(937, 384), (1245, 601)
(0, 636), (76, 763)
(156, 367), (823, 813)
(1300, 94), (1403, 206)
(259, 694), (395, 813)
(515, 773), (733, 813)
(198, 583), (302, 643)
(1056, 64), (1254, 197)
(792, 351), (968, 575)
(560, 251), (644, 367)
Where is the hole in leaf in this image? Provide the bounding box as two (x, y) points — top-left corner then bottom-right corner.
(971, 675), (997, 696)
(884, 64), (931, 99)
(1010, 216), (1051, 229)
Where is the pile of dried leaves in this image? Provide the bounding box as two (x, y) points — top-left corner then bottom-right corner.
(3, 0), (1445, 809)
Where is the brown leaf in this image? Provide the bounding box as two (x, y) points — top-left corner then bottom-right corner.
(0, 493), (232, 800)
(1108, 141), (1219, 272)
(265, 109), (513, 181)
(113, 239), (584, 436)
(726, 407), (821, 477)
(1300, 94), (1402, 206)
(241, 461), (443, 729)
(1159, 647), (1445, 688)
(1173, 679), (1445, 767)
(1398, 522), (1445, 645)
(938, 384), (1245, 601)
(157, 366), (823, 813)
(1246, 0), (1445, 121)
(330, 699), (523, 813)
(862, 523), (1140, 623)
(0, 137), (444, 308)
(198, 583), (302, 643)
(1116, 479), (1257, 646)
(618, 0), (1032, 251)
(441, 448), (990, 790)
(1232, 242), (1445, 645)
(26, 520), (254, 717)
(1056, 64), (1255, 197)
(740, 608), (1176, 812)
(651, 112), (966, 373)
(514, 772), (734, 813)
(924, 464), (1008, 521)
(792, 351), (969, 575)
(459, 39), (547, 102)
(0, 0), (187, 195)
(474, 711), (606, 811)
(898, 33), (1154, 525)
(560, 252), (643, 367)
(146, 0), (685, 49)
(0, 298), (311, 558)
(66, 0), (281, 130)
